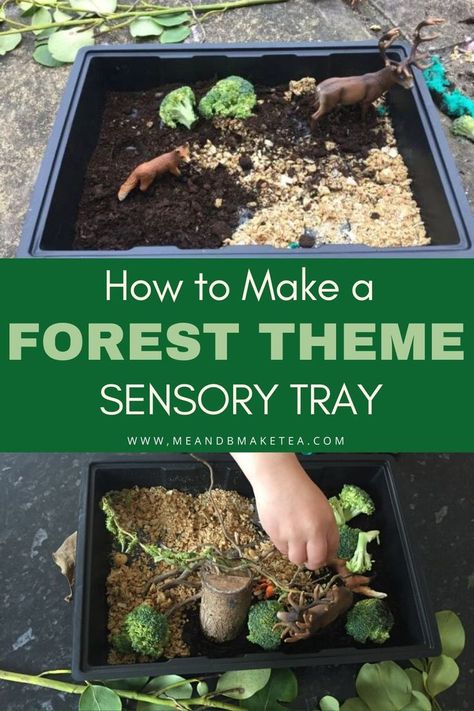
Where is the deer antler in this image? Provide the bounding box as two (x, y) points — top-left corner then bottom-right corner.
(407, 17), (445, 69)
(378, 27), (401, 67)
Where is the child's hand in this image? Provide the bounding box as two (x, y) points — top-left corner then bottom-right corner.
(231, 453), (339, 570)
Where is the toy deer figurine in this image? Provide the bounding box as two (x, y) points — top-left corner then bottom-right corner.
(117, 143), (190, 201)
(310, 18), (445, 126)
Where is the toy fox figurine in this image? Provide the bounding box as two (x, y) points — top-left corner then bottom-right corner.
(117, 143), (190, 201)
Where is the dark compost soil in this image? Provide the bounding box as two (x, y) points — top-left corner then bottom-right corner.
(73, 80), (417, 251)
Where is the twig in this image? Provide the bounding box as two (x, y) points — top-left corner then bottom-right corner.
(190, 453), (243, 559)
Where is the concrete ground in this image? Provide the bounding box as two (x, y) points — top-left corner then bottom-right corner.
(0, 0), (472, 256)
(0, 452), (473, 710)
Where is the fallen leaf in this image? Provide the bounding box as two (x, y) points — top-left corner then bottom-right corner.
(52, 531), (77, 602)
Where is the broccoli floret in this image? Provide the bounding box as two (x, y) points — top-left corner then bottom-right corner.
(125, 604), (169, 658)
(159, 86), (198, 129)
(345, 598), (394, 645)
(338, 485), (375, 521)
(198, 76), (257, 120)
(337, 524), (360, 560)
(329, 496), (346, 527)
(110, 626), (134, 655)
(451, 115), (474, 142)
(247, 600), (283, 650)
(346, 530), (380, 573)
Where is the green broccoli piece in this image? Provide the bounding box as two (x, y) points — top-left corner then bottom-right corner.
(330, 496), (347, 527)
(451, 115), (474, 142)
(198, 76), (257, 120)
(247, 600), (283, 650)
(338, 484), (375, 522)
(345, 598), (394, 645)
(110, 626), (134, 655)
(337, 524), (360, 560)
(125, 603), (169, 658)
(346, 530), (380, 573)
(159, 86), (198, 130)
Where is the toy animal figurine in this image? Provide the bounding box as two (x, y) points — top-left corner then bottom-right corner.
(117, 143), (190, 201)
(273, 583), (354, 643)
(310, 18), (445, 126)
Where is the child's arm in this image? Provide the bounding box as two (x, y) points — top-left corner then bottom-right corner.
(231, 452), (339, 570)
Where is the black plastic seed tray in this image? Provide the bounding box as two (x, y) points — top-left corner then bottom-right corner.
(72, 454), (440, 680)
(18, 42), (473, 258)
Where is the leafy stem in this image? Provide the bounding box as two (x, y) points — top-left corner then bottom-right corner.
(0, 669), (244, 710)
(0, 0), (287, 36)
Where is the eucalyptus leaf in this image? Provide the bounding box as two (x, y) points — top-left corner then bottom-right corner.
(35, 27), (59, 40)
(197, 681), (209, 696)
(21, 3), (37, 17)
(30, 7), (52, 34)
(320, 696), (340, 711)
(106, 677), (149, 690)
(243, 669), (298, 711)
(405, 669), (424, 694)
(425, 655), (459, 697)
(0, 33), (22, 55)
(436, 610), (465, 660)
(356, 662), (412, 711)
(145, 675), (193, 699)
(409, 659), (427, 673)
(400, 691), (431, 711)
(0, 7), (5, 22)
(129, 16), (163, 38)
(79, 685), (122, 711)
(216, 669), (271, 700)
(54, 8), (73, 22)
(159, 26), (190, 44)
(155, 12), (190, 27)
(340, 699), (371, 711)
(69, 0), (117, 13)
(48, 27), (94, 62)
(33, 43), (65, 66)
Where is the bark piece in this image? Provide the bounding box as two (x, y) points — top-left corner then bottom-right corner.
(200, 571), (253, 643)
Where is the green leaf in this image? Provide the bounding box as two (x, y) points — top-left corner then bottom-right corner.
(197, 681), (209, 696)
(106, 677), (149, 690)
(320, 696), (340, 711)
(405, 669), (424, 695)
(33, 43), (64, 66)
(356, 662), (412, 711)
(216, 669), (271, 700)
(244, 669), (298, 711)
(436, 610), (465, 659)
(79, 685), (122, 711)
(340, 700), (371, 711)
(159, 25), (190, 44)
(155, 12), (190, 27)
(400, 691), (431, 711)
(129, 16), (163, 38)
(48, 27), (94, 62)
(425, 655), (459, 697)
(69, 0), (117, 12)
(53, 8), (73, 22)
(409, 659), (427, 673)
(0, 33), (21, 55)
(145, 675), (193, 699)
(30, 7), (52, 34)
(20, 3), (37, 17)
(0, 7), (5, 22)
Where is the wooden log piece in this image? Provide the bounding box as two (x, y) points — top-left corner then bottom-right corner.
(200, 571), (253, 643)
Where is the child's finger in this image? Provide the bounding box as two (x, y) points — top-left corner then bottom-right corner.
(305, 538), (328, 570)
(288, 541), (307, 566)
(273, 538), (289, 557)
